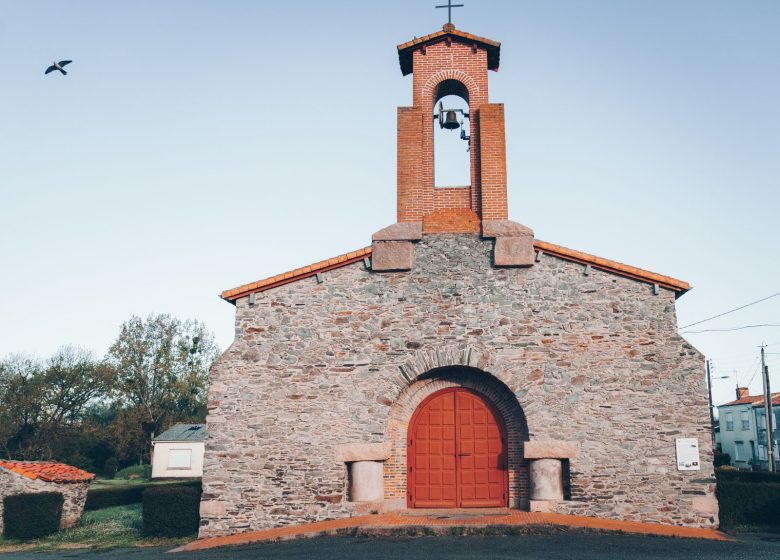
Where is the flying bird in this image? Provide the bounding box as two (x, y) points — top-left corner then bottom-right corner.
(45, 60), (72, 75)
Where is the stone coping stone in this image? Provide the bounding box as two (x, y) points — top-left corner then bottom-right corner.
(494, 236), (535, 267)
(372, 222), (423, 241)
(482, 220), (534, 238)
(335, 443), (391, 462)
(524, 441), (579, 459)
(371, 241), (414, 271)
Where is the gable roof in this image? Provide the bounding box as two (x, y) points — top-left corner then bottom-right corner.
(220, 239), (690, 303)
(0, 460), (95, 483)
(397, 25), (501, 76)
(154, 423), (206, 442)
(720, 392), (780, 407)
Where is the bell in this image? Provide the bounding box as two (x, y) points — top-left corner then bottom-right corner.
(442, 110), (460, 130)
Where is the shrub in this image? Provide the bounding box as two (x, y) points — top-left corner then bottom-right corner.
(115, 464), (151, 480)
(85, 484), (148, 511)
(104, 457), (120, 479)
(84, 479), (200, 511)
(142, 484), (201, 537)
(716, 469), (780, 483)
(716, 482), (780, 528)
(2, 492), (63, 540)
(713, 452), (731, 468)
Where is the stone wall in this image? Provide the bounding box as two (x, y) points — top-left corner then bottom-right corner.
(0, 469), (90, 534)
(200, 234), (716, 537)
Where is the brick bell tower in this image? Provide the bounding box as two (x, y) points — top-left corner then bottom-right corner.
(371, 24), (535, 271)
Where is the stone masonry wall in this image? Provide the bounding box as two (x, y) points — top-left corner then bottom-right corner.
(0, 469), (90, 534)
(200, 234), (716, 537)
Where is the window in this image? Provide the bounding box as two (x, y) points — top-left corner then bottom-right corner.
(734, 441), (745, 461)
(758, 412), (766, 430)
(725, 412), (734, 431)
(741, 410), (750, 431)
(759, 445), (767, 461)
(168, 449), (192, 469)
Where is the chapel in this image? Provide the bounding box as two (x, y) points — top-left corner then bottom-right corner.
(199, 23), (718, 537)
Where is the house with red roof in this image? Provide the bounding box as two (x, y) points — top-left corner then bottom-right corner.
(717, 388), (780, 470)
(0, 460), (94, 535)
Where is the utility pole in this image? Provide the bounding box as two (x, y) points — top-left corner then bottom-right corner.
(705, 360), (729, 452)
(761, 345), (776, 473)
(706, 360), (716, 449)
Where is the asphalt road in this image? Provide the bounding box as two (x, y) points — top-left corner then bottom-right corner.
(3, 533), (780, 560)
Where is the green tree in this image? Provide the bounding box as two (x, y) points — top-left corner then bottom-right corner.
(0, 347), (114, 460)
(106, 314), (218, 462)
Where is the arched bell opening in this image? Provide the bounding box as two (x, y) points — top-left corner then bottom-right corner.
(433, 79), (471, 188)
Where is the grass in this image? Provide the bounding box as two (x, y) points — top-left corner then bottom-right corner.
(0, 503), (194, 553)
(114, 464), (152, 480)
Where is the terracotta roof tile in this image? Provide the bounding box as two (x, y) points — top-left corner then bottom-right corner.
(0, 460), (95, 483)
(221, 246), (371, 302)
(397, 26), (501, 75)
(720, 392), (780, 407)
(220, 239), (690, 303)
(533, 241), (691, 293)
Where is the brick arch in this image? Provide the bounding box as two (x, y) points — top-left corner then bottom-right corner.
(385, 364), (530, 509)
(421, 69), (481, 109)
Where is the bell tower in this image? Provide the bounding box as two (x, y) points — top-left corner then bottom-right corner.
(371, 24), (534, 271)
(397, 23), (506, 233)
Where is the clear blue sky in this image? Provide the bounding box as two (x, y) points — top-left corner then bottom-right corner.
(1, 1), (778, 406)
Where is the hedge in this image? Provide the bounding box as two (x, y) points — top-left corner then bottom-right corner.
(715, 469), (780, 483)
(85, 480), (200, 511)
(716, 482), (780, 528)
(142, 484), (201, 537)
(3, 492), (63, 540)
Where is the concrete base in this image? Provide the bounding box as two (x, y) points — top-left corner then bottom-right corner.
(529, 499), (556, 513)
(348, 461), (384, 502)
(529, 458), (564, 501)
(524, 441), (579, 459)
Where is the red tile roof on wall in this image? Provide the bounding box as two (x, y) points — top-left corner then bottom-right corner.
(397, 26), (501, 76)
(220, 240), (690, 303)
(720, 392), (780, 407)
(0, 461), (96, 483)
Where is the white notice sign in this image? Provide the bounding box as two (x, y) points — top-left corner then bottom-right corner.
(675, 438), (700, 471)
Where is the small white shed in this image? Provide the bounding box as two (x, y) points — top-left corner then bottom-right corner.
(151, 424), (206, 479)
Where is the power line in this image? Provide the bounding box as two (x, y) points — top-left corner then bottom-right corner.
(745, 356), (763, 388)
(681, 324), (780, 334)
(679, 291), (780, 329)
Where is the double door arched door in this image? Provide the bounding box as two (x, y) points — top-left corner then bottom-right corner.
(408, 387), (507, 508)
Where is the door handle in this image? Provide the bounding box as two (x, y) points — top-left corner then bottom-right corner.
(458, 453), (472, 456)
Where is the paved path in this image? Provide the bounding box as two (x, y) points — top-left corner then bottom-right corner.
(174, 510), (728, 552)
(3, 532), (780, 560)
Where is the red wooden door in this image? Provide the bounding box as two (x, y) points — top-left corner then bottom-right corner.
(408, 388), (507, 508)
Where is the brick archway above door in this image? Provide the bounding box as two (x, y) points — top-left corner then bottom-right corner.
(408, 387), (508, 508)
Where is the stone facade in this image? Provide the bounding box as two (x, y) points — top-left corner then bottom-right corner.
(200, 235), (717, 537)
(0, 468), (90, 534)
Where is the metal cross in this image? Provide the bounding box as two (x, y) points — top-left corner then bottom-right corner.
(435, 1), (464, 25)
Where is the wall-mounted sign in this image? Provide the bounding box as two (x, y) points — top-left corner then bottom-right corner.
(675, 438), (700, 471)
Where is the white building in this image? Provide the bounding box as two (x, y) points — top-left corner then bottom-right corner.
(716, 388), (779, 470)
(151, 423), (206, 479)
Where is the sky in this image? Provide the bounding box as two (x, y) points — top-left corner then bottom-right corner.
(1, 0), (778, 407)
